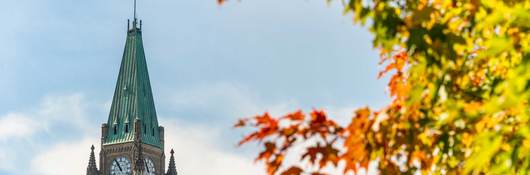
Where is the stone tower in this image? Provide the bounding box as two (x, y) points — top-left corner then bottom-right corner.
(85, 3), (177, 174)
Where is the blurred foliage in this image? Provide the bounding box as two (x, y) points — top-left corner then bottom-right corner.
(231, 0), (530, 174)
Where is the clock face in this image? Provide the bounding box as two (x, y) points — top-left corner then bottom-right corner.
(110, 157), (132, 175)
(144, 157), (155, 175)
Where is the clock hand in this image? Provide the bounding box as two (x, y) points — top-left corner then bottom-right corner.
(145, 161), (150, 172)
(114, 160), (123, 171)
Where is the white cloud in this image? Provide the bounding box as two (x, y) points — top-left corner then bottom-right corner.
(162, 119), (263, 175)
(37, 93), (93, 133)
(0, 93), (94, 174)
(17, 88), (267, 175)
(30, 137), (99, 175)
(0, 93), (90, 139)
(0, 113), (41, 141)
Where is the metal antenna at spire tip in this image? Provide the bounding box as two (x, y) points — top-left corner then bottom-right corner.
(134, 0), (137, 20)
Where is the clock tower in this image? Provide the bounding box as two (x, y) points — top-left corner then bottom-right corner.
(85, 2), (177, 174)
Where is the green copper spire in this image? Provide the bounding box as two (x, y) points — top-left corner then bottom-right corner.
(104, 19), (162, 148)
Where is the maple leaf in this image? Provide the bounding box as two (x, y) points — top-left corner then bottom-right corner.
(256, 142), (276, 162)
(301, 143), (321, 165)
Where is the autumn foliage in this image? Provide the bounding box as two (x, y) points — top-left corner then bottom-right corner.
(231, 0), (530, 174)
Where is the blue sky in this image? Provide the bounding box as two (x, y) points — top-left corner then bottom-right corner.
(0, 0), (387, 174)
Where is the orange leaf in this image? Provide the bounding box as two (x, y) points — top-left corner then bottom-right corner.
(283, 110), (305, 121)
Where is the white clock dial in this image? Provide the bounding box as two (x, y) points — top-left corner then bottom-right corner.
(144, 158), (156, 175)
(110, 157), (132, 175)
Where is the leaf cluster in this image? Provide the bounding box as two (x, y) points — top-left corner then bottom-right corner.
(234, 0), (530, 174)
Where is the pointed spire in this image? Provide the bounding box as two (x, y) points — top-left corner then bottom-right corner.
(105, 7), (161, 148)
(86, 145), (99, 175)
(166, 149), (178, 175)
